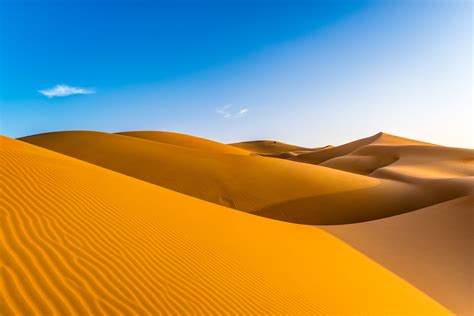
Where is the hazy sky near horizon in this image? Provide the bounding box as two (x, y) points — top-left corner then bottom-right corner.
(1, 0), (472, 148)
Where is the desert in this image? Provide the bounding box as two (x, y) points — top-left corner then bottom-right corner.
(2, 130), (473, 315)
(2, 1), (472, 314)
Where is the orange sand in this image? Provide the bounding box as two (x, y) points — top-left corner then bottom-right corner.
(4, 130), (473, 315)
(21, 131), (472, 224)
(0, 136), (450, 314)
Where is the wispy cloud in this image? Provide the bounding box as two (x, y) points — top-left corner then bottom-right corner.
(39, 84), (95, 98)
(216, 104), (249, 119)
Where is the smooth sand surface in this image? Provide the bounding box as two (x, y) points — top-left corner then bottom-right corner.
(117, 131), (250, 155)
(1, 136), (451, 315)
(21, 131), (470, 224)
(230, 139), (312, 154)
(288, 132), (472, 180)
(322, 196), (473, 315)
(291, 132), (433, 165)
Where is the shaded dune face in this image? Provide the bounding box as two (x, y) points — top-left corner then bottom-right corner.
(20, 131), (378, 219)
(255, 177), (472, 224)
(1, 136), (450, 315)
(289, 132), (434, 166)
(288, 132), (473, 180)
(20, 131), (473, 225)
(321, 196), (474, 316)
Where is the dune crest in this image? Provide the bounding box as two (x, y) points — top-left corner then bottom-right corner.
(322, 196), (474, 315)
(230, 139), (313, 154)
(20, 131), (473, 225)
(117, 131), (249, 155)
(1, 136), (451, 315)
(290, 132), (434, 165)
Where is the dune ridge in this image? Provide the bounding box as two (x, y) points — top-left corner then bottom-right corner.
(290, 132), (433, 166)
(322, 195), (474, 315)
(1, 136), (451, 315)
(117, 131), (249, 155)
(230, 139), (313, 154)
(20, 131), (471, 224)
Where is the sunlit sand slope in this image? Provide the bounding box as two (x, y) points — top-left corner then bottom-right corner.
(319, 139), (474, 179)
(21, 131), (468, 224)
(288, 132), (473, 180)
(18, 131), (375, 219)
(322, 196), (473, 315)
(230, 139), (312, 154)
(0, 136), (450, 315)
(117, 131), (249, 155)
(291, 132), (433, 166)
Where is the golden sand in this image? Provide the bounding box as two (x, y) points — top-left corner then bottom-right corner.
(21, 131), (473, 224)
(1, 136), (450, 314)
(4, 130), (473, 315)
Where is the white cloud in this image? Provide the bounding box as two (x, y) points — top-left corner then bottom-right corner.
(39, 84), (95, 98)
(216, 104), (249, 119)
(237, 108), (248, 115)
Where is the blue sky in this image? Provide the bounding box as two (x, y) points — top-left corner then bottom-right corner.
(1, 0), (472, 147)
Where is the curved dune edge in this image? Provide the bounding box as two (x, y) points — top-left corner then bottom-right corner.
(286, 132), (473, 180)
(230, 139), (313, 154)
(1, 136), (451, 315)
(321, 196), (474, 316)
(19, 131), (383, 220)
(20, 131), (472, 225)
(117, 130), (250, 155)
(290, 132), (434, 166)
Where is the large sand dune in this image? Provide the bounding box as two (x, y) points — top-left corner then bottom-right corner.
(20, 131), (470, 224)
(230, 139), (313, 154)
(117, 131), (250, 155)
(1, 136), (450, 315)
(322, 196), (473, 315)
(290, 132), (433, 166)
(5, 130), (473, 314)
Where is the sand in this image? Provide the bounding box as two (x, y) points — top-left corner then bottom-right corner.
(0, 136), (450, 315)
(117, 131), (250, 155)
(322, 196), (473, 315)
(290, 132), (434, 166)
(5, 130), (473, 315)
(230, 139), (312, 154)
(21, 131), (472, 224)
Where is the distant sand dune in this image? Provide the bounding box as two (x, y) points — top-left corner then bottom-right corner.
(230, 139), (313, 154)
(287, 132), (473, 179)
(20, 131), (377, 218)
(1, 136), (450, 315)
(118, 130), (249, 155)
(290, 132), (434, 165)
(20, 131), (471, 224)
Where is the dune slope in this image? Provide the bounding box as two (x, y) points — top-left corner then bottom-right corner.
(0, 136), (451, 315)
(117, 131), (249, 155)
(286, 132), (473, 180)
(322, 196), (474, 315)
(230, 139), (312, 154)
(20, 131), (470, 224)
(291, 132), (433, 166)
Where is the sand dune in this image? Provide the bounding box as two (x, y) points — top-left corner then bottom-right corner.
(287, 132), (473, 180)
(20, 131), (470, 224)
(322, 195), (473, 315)
(291, 132), (433, 165)
(20, 131), (377, 219)
(1, 136), (451, 315)
(117, 131), (249, 155)
(230, 139), (313, 154)
(319, 141), (474, 179)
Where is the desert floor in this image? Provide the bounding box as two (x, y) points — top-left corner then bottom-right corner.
(2, 131), (472, 315)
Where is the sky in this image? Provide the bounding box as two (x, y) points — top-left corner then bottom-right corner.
(1, 0), (472, 148)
